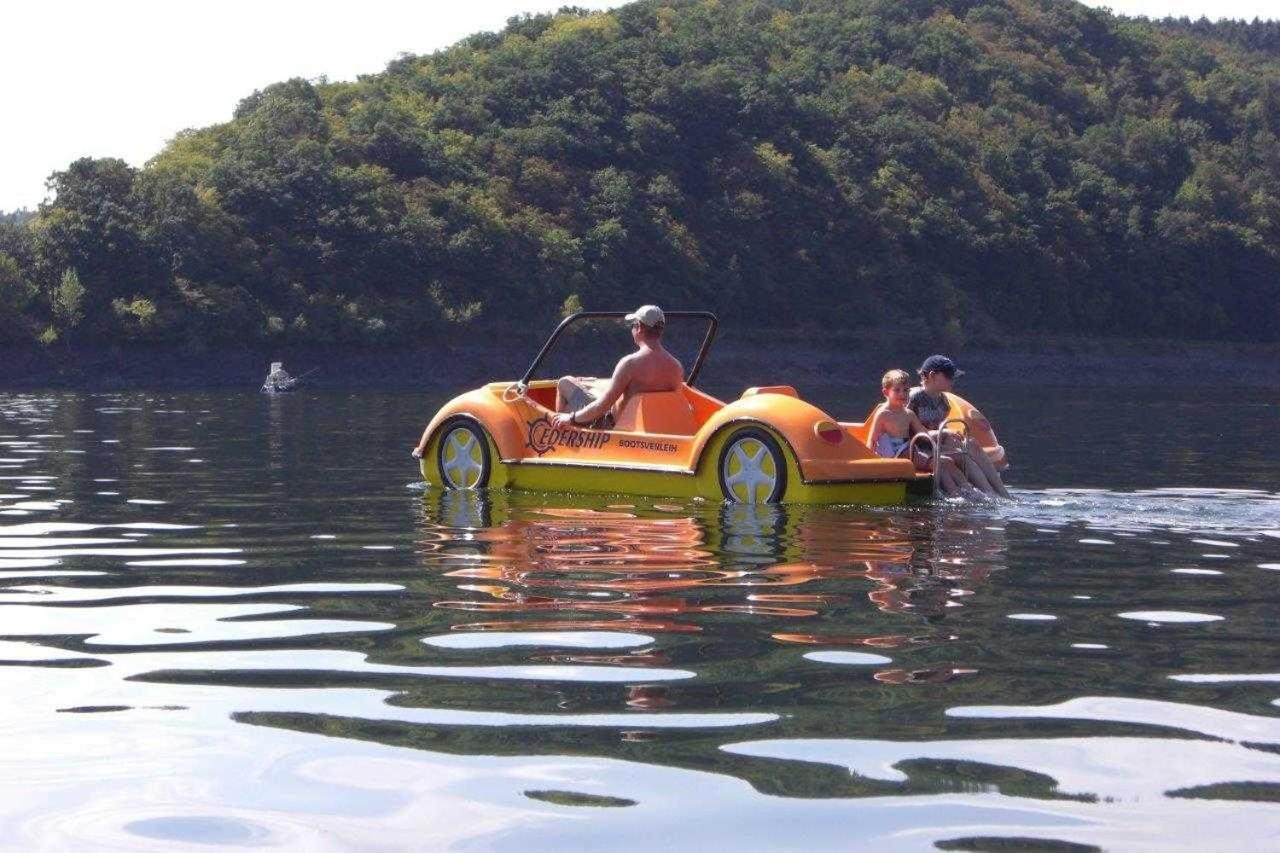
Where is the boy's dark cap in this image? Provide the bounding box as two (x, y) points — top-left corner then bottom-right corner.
(919, 355), (964, 378)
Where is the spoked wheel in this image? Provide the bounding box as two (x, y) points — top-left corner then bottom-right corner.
(436, 419), (491, 489)
(717, 427), (786, 503)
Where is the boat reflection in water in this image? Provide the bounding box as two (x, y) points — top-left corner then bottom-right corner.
(413, 490), (1005, 707)
(232, 488), (1023, 813)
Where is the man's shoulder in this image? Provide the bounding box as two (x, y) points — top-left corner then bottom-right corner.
(627, 347), (682, 370)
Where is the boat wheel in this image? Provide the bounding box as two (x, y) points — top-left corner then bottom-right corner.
(437, 419), (491, 489)
(718, 428), (786, 503)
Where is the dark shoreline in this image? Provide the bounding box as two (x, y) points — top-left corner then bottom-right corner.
(2, 331), (1278, 392)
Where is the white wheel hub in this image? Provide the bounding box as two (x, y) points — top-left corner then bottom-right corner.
(722, 437), (778, 503)
(441, 428), (484, 488)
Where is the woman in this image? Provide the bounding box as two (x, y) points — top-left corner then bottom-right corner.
(908, 355), (1009, 498)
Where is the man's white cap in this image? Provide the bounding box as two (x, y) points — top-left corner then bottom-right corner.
(270, 362), (283, 371)
(625, 305), (665, 328)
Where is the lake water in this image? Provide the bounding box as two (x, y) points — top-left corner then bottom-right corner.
(0, 386), (1277, 850)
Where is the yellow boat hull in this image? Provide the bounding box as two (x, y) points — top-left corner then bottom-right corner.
(421, 422), (911, 506)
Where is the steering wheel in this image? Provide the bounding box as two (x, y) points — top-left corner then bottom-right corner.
(501, 382), (527, 403)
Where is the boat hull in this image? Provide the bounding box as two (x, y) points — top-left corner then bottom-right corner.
(419, 425), (916, 506)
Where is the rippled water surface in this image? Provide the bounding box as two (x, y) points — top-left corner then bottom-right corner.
(1, 387), (1277, 850)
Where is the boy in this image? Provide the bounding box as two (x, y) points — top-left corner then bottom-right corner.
(865, 370), (926, 459)
(867, 367), (975, 495)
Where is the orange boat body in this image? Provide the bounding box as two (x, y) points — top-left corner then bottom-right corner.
(416, 306), (1006, 506)
(418, 380), (920, 504)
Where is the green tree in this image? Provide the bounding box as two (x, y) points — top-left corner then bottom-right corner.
(2, 0), (1279, 344)
(0, 252), (37, 342)
(52, 267), (86, 342)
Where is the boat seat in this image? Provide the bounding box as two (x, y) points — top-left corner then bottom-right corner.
(845, 404), (882, 445)
(614, 390), (697, 435)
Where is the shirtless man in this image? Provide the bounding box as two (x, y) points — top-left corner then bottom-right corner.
(550, 304), (683, 429)
(409, 305), (683, 460)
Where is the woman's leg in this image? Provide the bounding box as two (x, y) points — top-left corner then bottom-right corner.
(938, 457), (973, 497)
(937, 464), (960, 496)
(916, 440), (975, 498)
(967, 444), (1010, 498)
(957, 451), (999, 496)
(914, 442), (953, 496)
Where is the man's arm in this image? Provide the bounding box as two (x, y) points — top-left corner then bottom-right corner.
(551, 357), (632, 428)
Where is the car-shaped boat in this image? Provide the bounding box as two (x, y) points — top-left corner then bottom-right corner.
(416, 311), (998, 504)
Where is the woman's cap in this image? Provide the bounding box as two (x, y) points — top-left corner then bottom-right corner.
(625, 305), (665, 327)
(919, 354), (963, 378)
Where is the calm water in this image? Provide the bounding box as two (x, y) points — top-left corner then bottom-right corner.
(0, 386), (1277, 851)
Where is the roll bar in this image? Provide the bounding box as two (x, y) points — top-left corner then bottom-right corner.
(517, 311), (720, 389)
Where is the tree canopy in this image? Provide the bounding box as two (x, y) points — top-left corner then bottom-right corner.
(3, 0), (1278, 347)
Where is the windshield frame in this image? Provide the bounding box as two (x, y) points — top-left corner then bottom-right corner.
(517, 310), (719, 389)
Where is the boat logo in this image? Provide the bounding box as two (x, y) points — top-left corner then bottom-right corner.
(526, 417), (612, 456)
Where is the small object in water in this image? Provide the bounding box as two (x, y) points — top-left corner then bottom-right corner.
(261, 361), (296, 393)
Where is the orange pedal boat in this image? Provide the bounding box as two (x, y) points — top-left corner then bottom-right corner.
(416, 311), (999, 504)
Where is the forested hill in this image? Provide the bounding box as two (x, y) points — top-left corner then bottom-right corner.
(1152, 16), (1280, 57)
(2, 0), (1278, 349)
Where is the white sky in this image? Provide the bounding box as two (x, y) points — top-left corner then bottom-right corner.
(1, 0), (1274, 211)
(1092, 0), (1276, 18)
